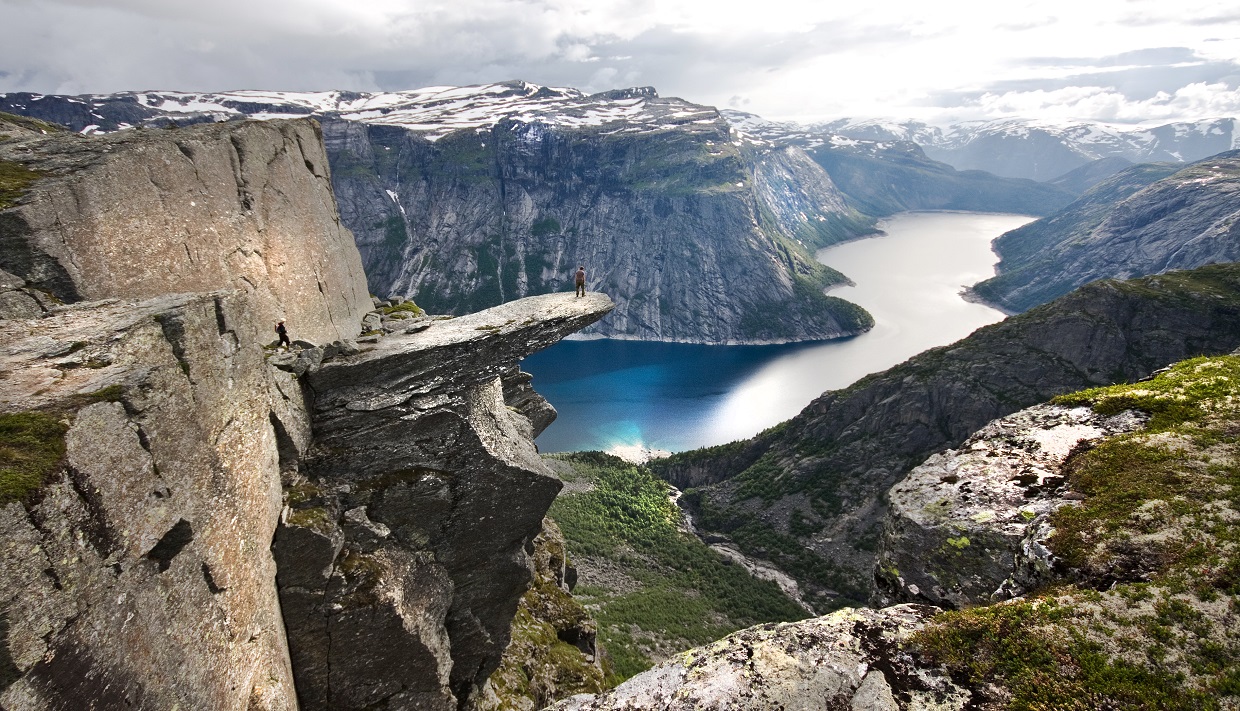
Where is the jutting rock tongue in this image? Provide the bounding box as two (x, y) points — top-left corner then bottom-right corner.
(274, 292), (614, 710)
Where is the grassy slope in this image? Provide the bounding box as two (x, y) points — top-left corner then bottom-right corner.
(913, 354), (1240, 708)
(653, 263), (1240, 609)
(545, 452), (807, 682)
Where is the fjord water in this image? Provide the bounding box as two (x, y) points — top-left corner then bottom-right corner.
(523, 212), (1035, 454)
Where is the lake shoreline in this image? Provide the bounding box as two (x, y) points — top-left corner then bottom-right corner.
(525, 211), (1036, 454)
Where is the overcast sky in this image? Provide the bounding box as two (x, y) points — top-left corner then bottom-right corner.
(2, 0), (1238, 125)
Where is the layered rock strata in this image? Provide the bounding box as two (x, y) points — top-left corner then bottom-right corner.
(273, 292), (613, 710)
(875, 404), (1148, 609)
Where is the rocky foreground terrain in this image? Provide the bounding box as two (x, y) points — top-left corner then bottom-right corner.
(0, 114), (613, 710)
(558, 352), (1240, 709)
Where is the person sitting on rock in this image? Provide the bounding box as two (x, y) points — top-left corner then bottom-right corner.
(575, 266), (586, 298)
(275, 320), (291, 350)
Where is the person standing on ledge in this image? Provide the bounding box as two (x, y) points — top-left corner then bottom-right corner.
(575, 265), (587, 298)
(275, 320), (291, 350)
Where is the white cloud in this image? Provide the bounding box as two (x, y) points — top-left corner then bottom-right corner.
(961, 82), (1240, 123)
(0, 0), (1237, 123)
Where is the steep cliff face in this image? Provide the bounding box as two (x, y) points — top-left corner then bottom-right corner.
(0, 293), (301, 710)
(274, 293), (613, 710)
(323, 116), (872, 344)
(972, 152), (1240, 313)
(654, 264), (1240, 606)
(0, 119), (614, 710)
(0, 118), (371, 345)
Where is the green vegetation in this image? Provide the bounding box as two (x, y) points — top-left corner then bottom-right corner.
(378, 300), (424, 317)
(531, 217), (562, 237)
(0, 412), (68, 506)
(547, 452), (806, 682)
(912, 354), (1240, 707)
(0, 159), (44, 211)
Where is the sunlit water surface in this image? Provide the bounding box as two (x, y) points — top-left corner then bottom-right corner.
(522, 211), (1035, 454)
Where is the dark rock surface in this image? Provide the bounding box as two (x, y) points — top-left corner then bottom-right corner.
(273, 292), (614, 710)
(654, 263), (1240, 605)
(973, 152), (1240, 312)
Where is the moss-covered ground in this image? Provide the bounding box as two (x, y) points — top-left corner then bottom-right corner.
(0, 412), (68, 506)
(912, 354), (1240, 708)
(546, 452), (807, 683)
(0, 159), (44, 211)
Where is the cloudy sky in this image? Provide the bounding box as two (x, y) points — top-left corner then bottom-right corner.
(2, 0), (1238, 124)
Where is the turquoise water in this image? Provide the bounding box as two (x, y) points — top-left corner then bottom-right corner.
(522, 211), (1035, 454)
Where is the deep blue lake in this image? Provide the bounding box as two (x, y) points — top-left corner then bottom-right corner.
(522, 211), (1035, 455)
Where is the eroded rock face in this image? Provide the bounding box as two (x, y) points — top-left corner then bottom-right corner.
(549, 604), (966, 711)
(273, 292), (614, 710)
(0, 119), (370, 345)
(0, 293), (300, 710)
(875, 404), (1148, 609)
(473, 518), (604, 711)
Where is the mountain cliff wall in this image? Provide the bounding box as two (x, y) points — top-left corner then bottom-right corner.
(322, 115), (873, 344)
(0, 85), (878, 344)
(0, 119), (614, 710)
(972, 151), (1240, 312)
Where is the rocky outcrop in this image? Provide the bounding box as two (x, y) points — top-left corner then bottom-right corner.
(972, 153), (1240, 312)
(272, 293), (614, 710)
(654, 263), (1240, 605)
(875, 404), (1147, 609)
(548, 604), (965, 711)
(474, 518), (604, 711)
(1, 118), (612, 711)
(0, 118), (371, 345)
(0, 293), (300, 710)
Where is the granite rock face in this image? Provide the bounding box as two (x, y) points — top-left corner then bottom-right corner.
(875, 404), (1148, 609)
(549, 604), (966, 711)
(0, 293), (300, 711)
(272, 292), (614, 710)
(1, 119), (612, 711)
(325, 118), (873, 344)
(0, 118), (371, 345)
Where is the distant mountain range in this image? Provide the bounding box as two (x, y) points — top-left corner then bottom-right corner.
(726, 110), (1239, 182)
